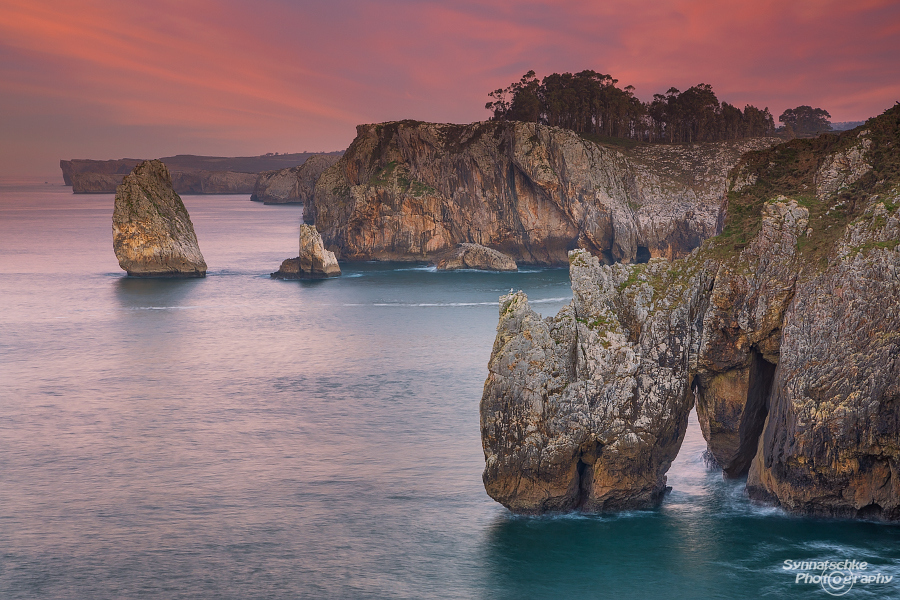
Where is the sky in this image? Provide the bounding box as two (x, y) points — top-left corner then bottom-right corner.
(1, 0), (899, 179)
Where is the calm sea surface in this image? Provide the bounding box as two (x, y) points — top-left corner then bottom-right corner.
(1, 184), (898, 599)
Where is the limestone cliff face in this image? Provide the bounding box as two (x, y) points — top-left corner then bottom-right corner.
(112, 160), (207, 277)
(482, 253), (711, 512)
(482, 107), (900, 519)
(252, 154), (341, 204)
(746, 197), (900, 519)
(311, 120), (777, 265)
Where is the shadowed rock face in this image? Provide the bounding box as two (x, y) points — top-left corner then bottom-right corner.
(112, 160), (207, 277)
(482, 108), (900, 519)
(251, 154), (341, 204)
(435, 243), (517, 271)
(310, 120), (778, 266)
(272, 224), (341, 279)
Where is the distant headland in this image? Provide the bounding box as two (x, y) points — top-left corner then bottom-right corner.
(60, 152), (343, 194)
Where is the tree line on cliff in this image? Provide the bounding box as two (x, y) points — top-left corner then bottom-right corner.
(485, 70), (831, 143)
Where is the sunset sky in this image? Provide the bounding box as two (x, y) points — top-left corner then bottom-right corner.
(2, 0), (898, 179)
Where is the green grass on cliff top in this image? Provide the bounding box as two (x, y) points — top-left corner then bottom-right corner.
(702, 104), (900, 267)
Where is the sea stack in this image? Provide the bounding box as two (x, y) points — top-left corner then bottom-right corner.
(272, 224), (341, 279)
(112, 160), (207, 277)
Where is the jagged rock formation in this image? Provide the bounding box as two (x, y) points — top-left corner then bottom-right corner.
(310, 120), (777, 265)
(251, 154), (341, 204)
(482, 255), (709, 512)
(435, 243), (517, 271)
(482, 107), (900, 519)
(112, 160), (207, 277)
(272, 224), (341, 279)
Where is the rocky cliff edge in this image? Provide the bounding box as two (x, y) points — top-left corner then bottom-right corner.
(310, 120), (778, 266)
(481, 106), (900, 519)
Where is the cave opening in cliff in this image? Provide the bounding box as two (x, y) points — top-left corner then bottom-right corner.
(573, 444), (598, 510)
(635, 246), (651, 263)
(726, 349), (777, 478)
(857, 502), (885, 519)
(574, 459), (591, 509)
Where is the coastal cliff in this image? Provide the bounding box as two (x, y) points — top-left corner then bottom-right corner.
(251, 154), (341, 204)
(310, 120), (777, 265)
(481, 106), (900, 519)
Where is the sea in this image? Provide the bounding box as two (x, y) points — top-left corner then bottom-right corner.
(1, 182), (898, 599)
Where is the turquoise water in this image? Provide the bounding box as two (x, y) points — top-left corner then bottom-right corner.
(1, 186), (898, 599)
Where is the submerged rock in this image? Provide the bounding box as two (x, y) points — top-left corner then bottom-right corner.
(112, 160), (207, 277)
(272, 224), (341, 279)
(435, 243), (517, 271)
(481, 108), (900, 519)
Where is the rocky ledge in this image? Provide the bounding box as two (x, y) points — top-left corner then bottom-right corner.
(272, 224), (341, 279)
(310, 119), (778, 265)
(481, 107), (900, 520)
(112, 160), (207, 277)
(435, 243), (517, 271)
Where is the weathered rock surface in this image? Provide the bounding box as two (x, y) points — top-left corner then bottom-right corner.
(482, 252), (710, 512)
(251, 154), (341, 204)
(746, 196), (900, 519)
(310, 120), (777, 265)
(435, 243), (517, 271)
(112, 160), (207, 277)
(694, 198), (807, 477)
(482, 108), (900, 519)
(272, 224), (341, 279)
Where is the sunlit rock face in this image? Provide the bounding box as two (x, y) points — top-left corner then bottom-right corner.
(112, 160), (207, 278)
(272, 224), (341, 279)
(310, 120), (778, 266)
(481, 109), (900, 519)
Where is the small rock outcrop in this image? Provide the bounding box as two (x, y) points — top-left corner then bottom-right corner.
(112, 160), (207, 277)
(310, 120), (778, 265)
(435, 243), (517, 271)
(482, 107), (900, 520)
(272, 225), (341, 279)
(251, 154), (341, 204)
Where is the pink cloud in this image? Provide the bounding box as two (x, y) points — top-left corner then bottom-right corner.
(1, 0), (898, 177)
